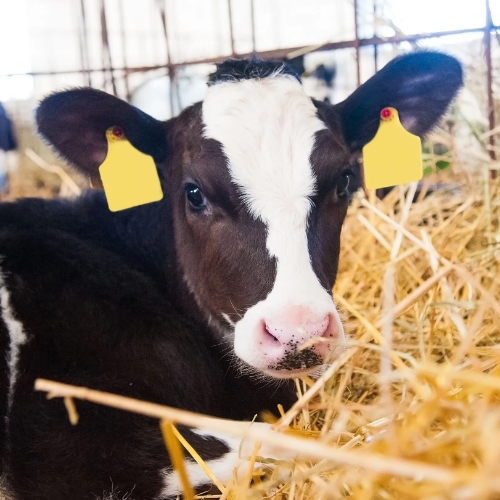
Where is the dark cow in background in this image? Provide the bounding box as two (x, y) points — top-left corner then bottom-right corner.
(0, 52), (462, 499)
(0, 103), (17, 192)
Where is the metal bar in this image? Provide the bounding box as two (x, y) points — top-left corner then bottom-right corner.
(117, 0), (131, 101)
(353, 0), (361, 87)
(99, 0), (108, 91)
(100, 0), (118, 96)
(250, 0), (256, 54)
(78, 0), (91, 86)
(485, 0), (497, 179)
(373, 0), (378, 72)
(227, 0), (236, 56)
(3, 24), (499, 78)
(156, 0), (177, 116)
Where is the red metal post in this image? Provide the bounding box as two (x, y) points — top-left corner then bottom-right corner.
(156, 0), (177, 116)
(373, 0), (378, 72)
(250, 0), (256, 54)
(485, 0), (497, 179)
(78, 0), (91, 86)
(227, 0), (236, 56)
(117, 0), (131, 101)
(354, 0), (361, 87)
(99, 0), (118, 96)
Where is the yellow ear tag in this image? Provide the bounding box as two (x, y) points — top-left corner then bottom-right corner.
(98, 126), (163, 212)
(362, 107), (423, 190)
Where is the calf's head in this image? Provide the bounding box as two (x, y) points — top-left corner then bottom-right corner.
(37, 52), (462, 378)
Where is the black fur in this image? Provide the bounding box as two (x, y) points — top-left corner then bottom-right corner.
(0, 194), (295, 499)
(208, 58), (301, 86)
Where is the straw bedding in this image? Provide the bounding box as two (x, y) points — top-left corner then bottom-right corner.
(31, 168), (500, 500)
(3, 143), (500, 500)
(254, 173), (500, 500)
(1, 29), (498, 499)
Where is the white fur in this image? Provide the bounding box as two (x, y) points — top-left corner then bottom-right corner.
(0, 266), (27, 414)
(160, 447), (240, 497)
(0, 474), (15, 500)
(202, 74), (344, 374)
(159, 423), (294, 498)
(221, 313), (235, 327)
(95, 491), (135, 500)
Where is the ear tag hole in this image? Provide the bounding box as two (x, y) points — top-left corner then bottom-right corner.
(111, 126), (124, 138)
(380, 107), (393, 120)
(98, 127), (163, 212)
(362, 107), (423, 190)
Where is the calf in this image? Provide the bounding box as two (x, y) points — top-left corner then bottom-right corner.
(0, 53), (462, 499)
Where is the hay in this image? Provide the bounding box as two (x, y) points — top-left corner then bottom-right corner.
(4, 32), (500, 498)
(35, 167), (500, 500)
(224, 170), (500, 500)
(0, 149), (85, 203)
(276, 174), (500, 500)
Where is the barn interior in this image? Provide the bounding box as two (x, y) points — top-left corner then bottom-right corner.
(1, 1), (500, 499)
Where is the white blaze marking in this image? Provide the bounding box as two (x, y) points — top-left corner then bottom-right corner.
(202, 75), (325, 296)
(202, 74), (344, 371)
(0, 266), (27, 414)
(203, 75), (322, 228)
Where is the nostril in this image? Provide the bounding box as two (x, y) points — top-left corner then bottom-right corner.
(319, 316), (330, 336)
(264, 323), (281, 343)
(320, 314), (340, 340)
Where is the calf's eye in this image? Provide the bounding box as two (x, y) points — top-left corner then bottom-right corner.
(336, 171), (351, 198)
(185, 183), (207, 210)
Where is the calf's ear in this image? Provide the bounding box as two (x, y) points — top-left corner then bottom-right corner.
(36, 88), (168, 174)
(336, 52), (463, 152)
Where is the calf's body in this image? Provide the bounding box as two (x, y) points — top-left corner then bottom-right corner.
(0, 194), (297, 498)
(0, 54), (462, 499)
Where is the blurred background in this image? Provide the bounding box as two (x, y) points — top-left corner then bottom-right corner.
(0, 0), (499, 199)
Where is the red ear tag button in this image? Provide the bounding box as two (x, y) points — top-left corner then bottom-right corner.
(112, 126), (124, 138)
(380, 108), (393, 120)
